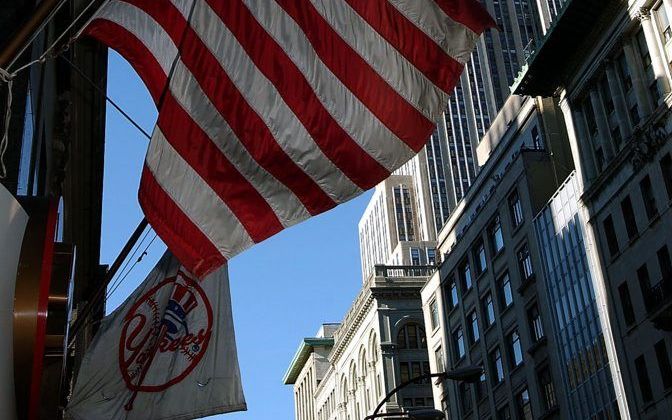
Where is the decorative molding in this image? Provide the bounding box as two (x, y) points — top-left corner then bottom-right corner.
(637, 7), (651, 21)
(630, 120), (668, 170)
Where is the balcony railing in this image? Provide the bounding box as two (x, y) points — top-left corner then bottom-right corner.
(373, 264), (436, 279)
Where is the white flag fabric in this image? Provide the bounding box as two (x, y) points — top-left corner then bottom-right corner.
(66, 251), (246, 419)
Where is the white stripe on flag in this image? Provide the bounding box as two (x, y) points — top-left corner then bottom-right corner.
(388, 0), (480, 63)
(191, 1), (363, 202)
(309, 0), (447, 118)
(96, 1), (177, 73)
(146, 129), (254, 258)
(167, 62), (313, 227)
(241, 0), (417, 173)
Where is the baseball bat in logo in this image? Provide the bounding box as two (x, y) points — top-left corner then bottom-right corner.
(118, 270), (213, 411)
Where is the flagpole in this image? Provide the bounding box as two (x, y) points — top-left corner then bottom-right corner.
(68, 217), (149, 347)
(0, 0), (65, 69)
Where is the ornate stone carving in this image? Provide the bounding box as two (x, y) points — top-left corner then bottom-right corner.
(630, 120), (668, 170)
(637, 7), (652, 21)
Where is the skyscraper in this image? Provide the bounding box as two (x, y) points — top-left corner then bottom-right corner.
(359, 0), (546, 277)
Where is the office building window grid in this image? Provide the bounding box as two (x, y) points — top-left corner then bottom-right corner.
(535, 175), (617, 418)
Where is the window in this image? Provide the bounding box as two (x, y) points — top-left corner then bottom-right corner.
(635, 355), (653, 403)
(603, 215), (620, 257)
(476, 372), (487, 401)
(658, 245), (672, 280)
(483, 292), (496, 327)
(638, 264), (651, 302)
(600, 76), (615, 114)
(397, 324), (426, 350)
(489, 216), (505, 254)
(497, 405), (511, 420)
(538, 368), (558, 411)
(427, 248), (437, 265)
(617, 52), (633, 92)
(453, 327), (466, 360)
(640, 175), (658, 221)
(400, 362), (410, 382)
(461, 260), (473, 291)
(459, 382), (473, 413)
(528, 305), (544, 343)
(656, 5), (672, 42)
(411, 362), (422, 383)
(531, 126), (543, 150)
(423, 361), (431, 384)
(509, 330), (524, 367)
(447, 278), (459, 310)
(430, 299), (440, 330)
(474, 241), (487, 275)
(655, 340), (672, 389)
(660, 154), (672, 200)
(517, 387), (533, 420)
(517, 243), (534, 281)
(434, 347), (445, 374)
(618, 282), (636, 326)
(498, 272), (513, 309)
(509, 190), (524, 228)
(410, 247), (421, 265)
(491, 347), (504, 385)
(469, 311), (480, 344)
(620, 196), (638, 241)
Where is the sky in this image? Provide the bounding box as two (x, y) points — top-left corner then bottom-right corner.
(100, 51), (373, 419)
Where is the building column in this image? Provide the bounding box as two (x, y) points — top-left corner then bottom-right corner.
(605, 62), (632, 143)
(640, 7), (671, 97)
(624, 41), (655, 118)
(589, 88), (616, 160)
(559, 95), (597, 188)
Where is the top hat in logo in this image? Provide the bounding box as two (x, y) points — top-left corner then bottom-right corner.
(118, 270), (213, 410)
(162, 282), (199, 340)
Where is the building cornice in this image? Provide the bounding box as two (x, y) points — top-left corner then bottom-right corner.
(282, 337), (335, 385)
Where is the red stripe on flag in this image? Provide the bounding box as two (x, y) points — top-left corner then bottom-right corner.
(206, 0), (392, 190)
(158, 95), (285, 243)
(139, 167), (225, 278)
(122, 0), (339, 214)
(273, 0), (435, 153)
(345, 0), (464, 94)
(84, 19), (166, 103)
(434, 0), (497, 34)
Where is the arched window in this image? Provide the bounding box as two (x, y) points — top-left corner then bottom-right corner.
(359, 347), (368, 376)
(396, 323), (427, 349)
(341, 376), (349, 403)
(369, 331), (379, 362)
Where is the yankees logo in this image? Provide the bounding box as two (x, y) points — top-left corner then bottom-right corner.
(118, 270), (213, 410)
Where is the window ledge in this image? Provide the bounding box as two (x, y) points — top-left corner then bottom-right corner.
(509, 363), (525, 376)
(492, 248), (506, 261)
(517, 274), (536, 294)
(648, 213), (661, 227)
(526, 336), (548, 356)
(539, 405), (560, 420)
(511, 222), (524, 236)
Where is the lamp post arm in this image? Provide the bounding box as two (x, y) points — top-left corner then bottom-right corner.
(364, 372), (446, 420)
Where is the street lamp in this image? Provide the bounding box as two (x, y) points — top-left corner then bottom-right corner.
(363, 366), (483, 420)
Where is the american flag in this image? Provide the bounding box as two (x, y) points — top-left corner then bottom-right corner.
(85, 0), (495, 277)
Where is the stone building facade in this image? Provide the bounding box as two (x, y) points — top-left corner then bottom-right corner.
(515, 0), (672, 417)
(419, 96), (601, 420)
(284, 266), (435, 420)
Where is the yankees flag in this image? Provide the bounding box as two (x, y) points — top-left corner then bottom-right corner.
(66, 252), (246, 419)
(84, 0), (496, 278)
